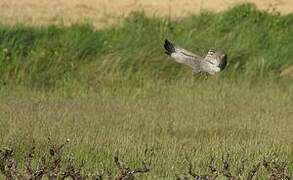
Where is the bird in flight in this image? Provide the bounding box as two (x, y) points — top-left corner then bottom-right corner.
(164, 39), (227, 75)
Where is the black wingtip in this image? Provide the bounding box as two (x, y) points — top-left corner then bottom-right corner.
(164, 39), (175, 56)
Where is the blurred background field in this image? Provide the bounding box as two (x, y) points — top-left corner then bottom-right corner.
(1, 0), (293, 28)
(0, 1), (292, 179)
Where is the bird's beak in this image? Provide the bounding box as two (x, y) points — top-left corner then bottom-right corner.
(221, 54), (227, 60)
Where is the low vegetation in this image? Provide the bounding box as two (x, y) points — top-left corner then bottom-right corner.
(0, 140), (291, 179)
(0, 139), (150, 179)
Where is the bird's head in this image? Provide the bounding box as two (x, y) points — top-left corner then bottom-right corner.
(219, 53), (227, 70)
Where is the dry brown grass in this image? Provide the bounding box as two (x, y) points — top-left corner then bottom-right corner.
(177, 154), (292, 180)
(0, 139), (151, 179)
(0, 0), (292, 28)
(1, 141), (291, 179)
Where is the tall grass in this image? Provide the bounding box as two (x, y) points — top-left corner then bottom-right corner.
(0, 4), (292, 91)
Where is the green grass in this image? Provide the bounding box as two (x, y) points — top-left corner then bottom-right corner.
(0, 3), (293, 179)
(1, 80), (293, 179)
(0, 3), (292, 90)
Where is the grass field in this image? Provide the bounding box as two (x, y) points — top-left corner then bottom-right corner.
(1, 80), (293, 179)
(1, 0), (293, 28)
(0, 3), (293, 179)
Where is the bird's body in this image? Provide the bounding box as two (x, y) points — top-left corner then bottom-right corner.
(164, 40), (227, 75)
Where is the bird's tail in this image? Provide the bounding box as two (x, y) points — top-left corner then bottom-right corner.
(164, 39), (176, 56)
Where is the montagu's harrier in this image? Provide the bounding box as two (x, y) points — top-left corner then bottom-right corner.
(164, 39), (227, 75)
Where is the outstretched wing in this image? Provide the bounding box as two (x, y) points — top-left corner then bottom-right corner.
(164, 40), (203, 72)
